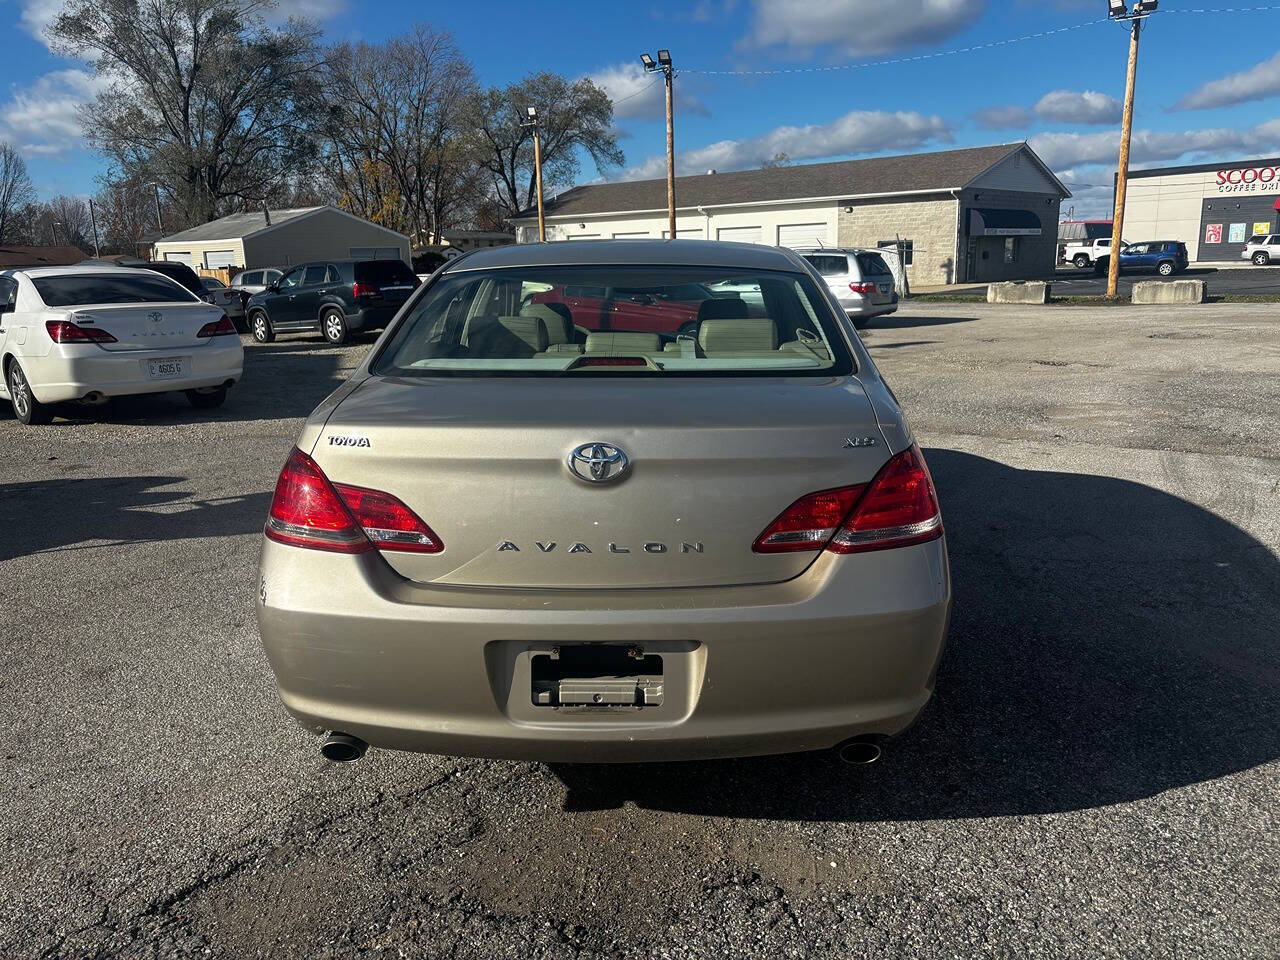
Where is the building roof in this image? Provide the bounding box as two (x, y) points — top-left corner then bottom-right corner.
(520, 143), (1065, 220)
(155, 207), (326, 244)
(0, 245), (87, 268)
(1128, 156), (1280, 179)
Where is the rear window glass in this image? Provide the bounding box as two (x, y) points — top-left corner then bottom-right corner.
(802, 255), (848, 277)
(354, 260), (417, 286)
(854, 252), (891, 276)
(33, 273), (199, 307)
(373, 265), (852, 378)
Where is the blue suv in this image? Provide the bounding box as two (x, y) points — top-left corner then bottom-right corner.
(1096, 241), (1189, 277)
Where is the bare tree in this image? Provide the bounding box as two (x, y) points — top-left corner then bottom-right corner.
(49, 0), (328, 227)
(469, 72), (624, 219)
(0, 143), (37, 243)
(324, 25), (481, 243)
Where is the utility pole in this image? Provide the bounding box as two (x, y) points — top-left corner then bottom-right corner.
(87, 196), (101, 258)
(1105, 0), (1156, 299)
(642, 50), (676, 238)
(521, 106), (546, 241)
(149, 181), (164, 233)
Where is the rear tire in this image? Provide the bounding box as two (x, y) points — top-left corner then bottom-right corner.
(1073, 254), (1090, 268)
(186, 385), (227, 409)
(1253, 251), (1270, 266)
(1157, 261), (1175, 277)
(250, 311), (274, 343)
(6, 359), (52, 425)
(321, 308), (349, 345)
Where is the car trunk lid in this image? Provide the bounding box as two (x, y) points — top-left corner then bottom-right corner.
(65, 303), (224, 352)
(312, 374), (890, 589)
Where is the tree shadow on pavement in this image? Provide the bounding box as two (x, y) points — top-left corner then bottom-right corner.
(549, 448), (1280, 820)
(0, 476), (272, 562)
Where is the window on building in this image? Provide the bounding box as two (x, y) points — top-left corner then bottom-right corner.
(877, 239), (913, 265)
(1004, 238), (1019, 264)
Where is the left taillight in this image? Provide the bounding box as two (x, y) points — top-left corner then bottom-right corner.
(46, 320), (116, 343)
(265, 447), (442, 554)
(197, 315), (237, 337)
(752, 444), (942, 555)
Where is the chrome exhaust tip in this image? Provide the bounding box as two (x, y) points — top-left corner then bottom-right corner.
(320, 731), (367, 763)
(836, 737), (883, 765)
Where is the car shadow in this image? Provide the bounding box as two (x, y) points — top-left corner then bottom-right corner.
(548, 448), (1280, 820)
(866, 314), (978, 329)
(0, 476), (272, 562)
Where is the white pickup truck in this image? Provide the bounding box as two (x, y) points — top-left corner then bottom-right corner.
(1060, 236), (1119, 268)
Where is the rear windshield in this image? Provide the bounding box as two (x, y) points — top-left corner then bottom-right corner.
(33, 273), (199, 307)
(373, 265), (852, 378)
(854, 252), (891, 276)
(802, 254), (847, 277)
(354, 260), (417, 286)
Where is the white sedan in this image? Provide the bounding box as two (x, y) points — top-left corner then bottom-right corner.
(0, 266), (244, 425)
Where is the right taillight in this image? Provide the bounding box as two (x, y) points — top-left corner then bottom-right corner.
(264, 448), (442, 554)
(752, 444), (942, 555)
(829, 444), (942, 553)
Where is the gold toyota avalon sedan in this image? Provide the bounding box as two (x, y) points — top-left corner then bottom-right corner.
(257, 240), (951, 764)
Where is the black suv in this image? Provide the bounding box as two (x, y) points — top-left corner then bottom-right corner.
(245, 258), (419, 344)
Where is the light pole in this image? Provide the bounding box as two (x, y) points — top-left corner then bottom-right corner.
(146, 181), (164, 234)
(87, 196), (101, 258)
(521, 106), (546, 242)
(1105, 0), (1156, 299)
(642, 49), (676, 239)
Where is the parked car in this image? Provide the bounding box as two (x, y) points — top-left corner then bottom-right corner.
(1242, 234), (1280, 265)
(256, 239), (950, 764)
(230, 268), (284, 296)
(1094, 241), (1189, 277)
(1061, 236), (1119, 268)
(0, 266), (243, 424)
(527, 281), (715, 338)
(134, 260), (205, 296)
(245, 259), (419, 344)
(794, 247), (898, 326)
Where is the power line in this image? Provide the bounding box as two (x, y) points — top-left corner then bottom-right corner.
(679, 6), (1280, 77)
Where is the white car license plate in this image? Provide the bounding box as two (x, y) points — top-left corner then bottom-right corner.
(147, 357), (185, 380)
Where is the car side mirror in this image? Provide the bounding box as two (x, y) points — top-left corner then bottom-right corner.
(267, 282), (280, 292)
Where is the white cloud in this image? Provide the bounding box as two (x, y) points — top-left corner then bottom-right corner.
(1176, 51), (1280, 110)
(1030, 120), (1280, 170)
(19, 0), (63, 48)
(1034, 89), (1122, 125)
(740, 0), (985, 57)
(971, 105), (1034, 130)
(589, 62), (709, 121)
(615, 109), (952, 180)
(0, 68), (110, 157)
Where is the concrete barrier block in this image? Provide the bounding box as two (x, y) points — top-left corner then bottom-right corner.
(987, 281), (1050, 304)
(1131, 279), (1207, 304)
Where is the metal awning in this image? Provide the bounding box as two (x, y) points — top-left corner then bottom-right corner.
(968, 208), (1043, 237)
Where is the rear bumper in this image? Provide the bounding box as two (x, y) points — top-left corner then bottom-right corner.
(257, 537), (951, 762)
(348, 303), (405, 331)
(24, 342), (244, 403)
(840, 298), (898, 319)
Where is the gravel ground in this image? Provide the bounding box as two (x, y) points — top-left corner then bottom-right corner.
(1, 303), (1277, 958)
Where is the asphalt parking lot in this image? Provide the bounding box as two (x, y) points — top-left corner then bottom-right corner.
(2, 303), (1278, 958)
(915, 265), (1280, 299)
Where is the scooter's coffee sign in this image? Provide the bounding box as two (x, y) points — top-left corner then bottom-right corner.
(1216, 166), (1280, 193)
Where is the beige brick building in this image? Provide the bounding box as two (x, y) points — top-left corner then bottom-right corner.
(511, 143), (1069, 287)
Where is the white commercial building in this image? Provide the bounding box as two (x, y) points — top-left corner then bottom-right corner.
(511, 142), (1070, 287)
(1123, 157), (1280, 262)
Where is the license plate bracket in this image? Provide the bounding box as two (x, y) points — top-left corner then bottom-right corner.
(530, 644), (664, 707)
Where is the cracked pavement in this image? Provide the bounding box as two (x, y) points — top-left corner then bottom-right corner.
(1, 302), (1277, 958)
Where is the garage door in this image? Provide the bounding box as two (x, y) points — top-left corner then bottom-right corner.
(662, 229), (705, 239)
(162, 251), (193, 265)
(203, 249), (237, 269)
(612, 231), (649, 239)
(350, 246), (403, 260)
(565, 234), (601, 240)
(777, 223), (831, 248)
(716, 226), (762, 244)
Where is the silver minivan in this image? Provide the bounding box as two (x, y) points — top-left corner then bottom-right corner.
(796, 248), (898, 326)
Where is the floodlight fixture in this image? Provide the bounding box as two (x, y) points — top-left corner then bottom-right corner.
(656, 49), (672, 66)
(640, 52), (656, 70)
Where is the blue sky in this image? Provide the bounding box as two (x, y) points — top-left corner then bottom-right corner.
(4, 0), (1280, 215)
